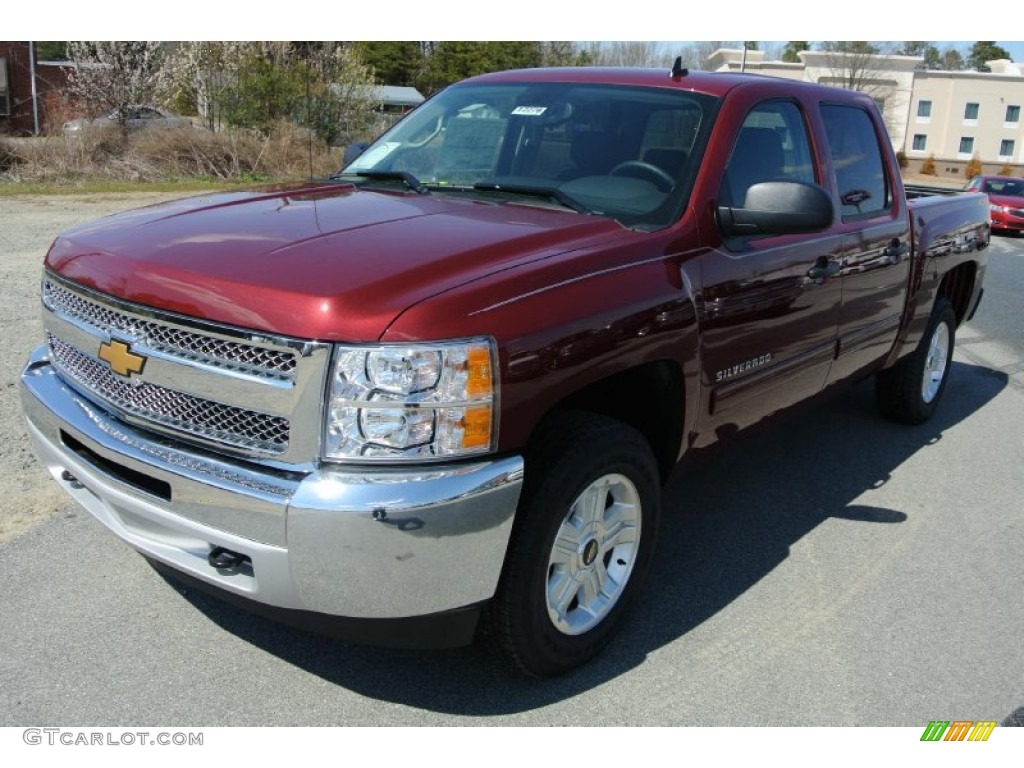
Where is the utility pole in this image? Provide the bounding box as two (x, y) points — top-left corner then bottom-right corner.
(28, 41), (40, 135)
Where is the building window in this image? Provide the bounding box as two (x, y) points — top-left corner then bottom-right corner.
(1006, 105), (1021, 125)
(964, 102), (980, 124)
(0, 58), (10, 117)
(912, 134), (927, 151)
(1000, 139), (1015, 160)
(958, 136), (975, 157)
(917, 100), (932, 122)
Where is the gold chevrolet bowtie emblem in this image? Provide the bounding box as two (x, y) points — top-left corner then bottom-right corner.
(98, 339), (146, 377)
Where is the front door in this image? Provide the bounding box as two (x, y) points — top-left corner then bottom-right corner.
(698, 97), (843, 439)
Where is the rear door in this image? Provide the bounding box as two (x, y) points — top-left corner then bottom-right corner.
(819, 102), (912, 385)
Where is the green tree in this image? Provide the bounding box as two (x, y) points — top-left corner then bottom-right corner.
(782, 41), (809, 63)
(941, 47), (965, 70)
(540, 42), (591, 67)
(897, 41), (930, 57)
(418, 41), (544, 94)
(34, 41), (68, 60)
(215, 43), (376, 145)
(353, 42), (425, 86)
(922, 44), (943, 69)
(967, 41), (1011, 70)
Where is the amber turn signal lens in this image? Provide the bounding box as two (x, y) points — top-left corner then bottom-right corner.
(461, 405), (492, 449)
(465, 345), (493, 398)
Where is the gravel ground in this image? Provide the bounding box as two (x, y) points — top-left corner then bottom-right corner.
(0, 192), (198, 544)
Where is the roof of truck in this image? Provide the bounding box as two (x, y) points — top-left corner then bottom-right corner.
(460, 66), (828, 100)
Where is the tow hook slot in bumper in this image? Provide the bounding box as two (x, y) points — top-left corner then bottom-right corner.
(207, 546), (252, 572)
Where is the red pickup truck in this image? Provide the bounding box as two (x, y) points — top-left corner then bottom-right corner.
(21, 66), (988, 677)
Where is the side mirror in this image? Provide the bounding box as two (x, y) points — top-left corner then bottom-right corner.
(342, 142), (369, 167)
(717, 180), (834, 237)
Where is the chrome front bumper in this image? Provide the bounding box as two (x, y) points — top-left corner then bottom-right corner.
(21, 345), (523, 634)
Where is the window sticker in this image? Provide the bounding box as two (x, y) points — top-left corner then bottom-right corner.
(511, 106), (548, 116)
(348, 142), (401, 170)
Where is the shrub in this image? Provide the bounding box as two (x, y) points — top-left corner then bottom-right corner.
(997, 164), (1017, 176)
(895, 149), (908, 170)
(964, 153), (983, 179)
(920, 154), (937, 176)
(0, 122), (340, 185)
(0, 139), (21, 173)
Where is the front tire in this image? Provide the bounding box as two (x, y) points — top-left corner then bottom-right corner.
(489, 413), (660, 677)
(876, 296), (957, 424)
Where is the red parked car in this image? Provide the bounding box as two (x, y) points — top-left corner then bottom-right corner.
(965, 175), (1024, 233)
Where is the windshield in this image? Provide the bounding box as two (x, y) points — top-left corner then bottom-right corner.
(339, 81), (718, 230)
(983, 178), (1024, 197)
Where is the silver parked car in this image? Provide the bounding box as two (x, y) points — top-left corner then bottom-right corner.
(63, 106), (191, 134)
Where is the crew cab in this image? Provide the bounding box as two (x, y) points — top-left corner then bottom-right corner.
(21, 66), (988, 677)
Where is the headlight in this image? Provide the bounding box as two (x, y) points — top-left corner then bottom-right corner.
(990, 204), (1008, 213)
(324, 339), (496, 462)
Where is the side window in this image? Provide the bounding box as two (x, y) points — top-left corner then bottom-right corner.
(820, 105), (890, 219)
(720, 100), (815, 208)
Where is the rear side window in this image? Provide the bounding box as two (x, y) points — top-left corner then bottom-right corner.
(821, 105), (891, 219)
(719, 100), (815, 208)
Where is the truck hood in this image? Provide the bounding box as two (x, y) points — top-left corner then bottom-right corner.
(45, 182), (623, 341)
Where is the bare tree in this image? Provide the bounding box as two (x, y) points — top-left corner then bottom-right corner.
(760, 41), (785, 62)
(818, 42), (893, 94)
(816, 42), (904, 133)
(676, 41), (736, 71)
(584, 42), (671, 68)
(64, 41), (166, 128)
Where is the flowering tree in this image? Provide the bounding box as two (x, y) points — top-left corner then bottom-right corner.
(64, 41), (166, 127)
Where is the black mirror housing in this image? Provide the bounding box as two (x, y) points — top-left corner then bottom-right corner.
(717, 180), (834, 237)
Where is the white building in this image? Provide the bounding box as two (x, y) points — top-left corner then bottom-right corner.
(709, 49), (1024, 178)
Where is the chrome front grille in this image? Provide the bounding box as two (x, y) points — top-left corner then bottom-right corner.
(49, 335), (291, 454)
(43, 280), (297, 381)
(41, 273), (331, 466)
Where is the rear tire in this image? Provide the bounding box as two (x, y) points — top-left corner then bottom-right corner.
(876, 296), (956, 424)
(489, 412), (660, 677)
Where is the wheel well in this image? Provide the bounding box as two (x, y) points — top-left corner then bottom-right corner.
(535, 361), (684, 482)
(937, 261), (977, 326)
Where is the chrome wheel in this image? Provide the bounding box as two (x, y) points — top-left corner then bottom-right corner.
(921, 321), (950, 404)
(545, 473), (641, 636)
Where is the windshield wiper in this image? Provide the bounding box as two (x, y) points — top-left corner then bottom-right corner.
(336, 170), (430, 195)
(472, 182), (589, 214)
